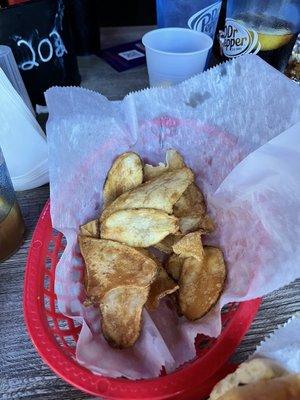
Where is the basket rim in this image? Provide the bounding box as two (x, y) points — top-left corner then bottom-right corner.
(23, 200), (261, 399)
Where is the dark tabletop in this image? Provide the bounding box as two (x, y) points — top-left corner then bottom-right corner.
(1, 27), (299, 400)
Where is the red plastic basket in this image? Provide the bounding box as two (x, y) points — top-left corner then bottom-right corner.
(24, 200), (261, 399)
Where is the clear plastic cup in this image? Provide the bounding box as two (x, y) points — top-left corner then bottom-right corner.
(142, 27), (213, 86)
(0, 147), (25, 262)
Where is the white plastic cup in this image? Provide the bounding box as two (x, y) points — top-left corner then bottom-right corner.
(142, 27), (213, 87)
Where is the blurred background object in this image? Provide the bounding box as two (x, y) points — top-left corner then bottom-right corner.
(67, 0), (101, 55)
(0, 0), (299, 108)
(156, 0), (222, 39)
(7, 0), (31, 4)
(219, 0), (300, 72)
(99, 0), (156, 26)
(155, 0), (223, 69)
(0, 146), (25, 262)
(285, 33), (300, 82)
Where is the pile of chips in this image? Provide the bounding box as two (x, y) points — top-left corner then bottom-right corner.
(78, 150), (226, 348)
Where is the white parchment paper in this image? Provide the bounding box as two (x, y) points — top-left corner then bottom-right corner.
(45, 55), (300, 378)
(254, 313), (300, 373)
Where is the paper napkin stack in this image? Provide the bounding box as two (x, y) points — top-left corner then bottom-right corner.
(0, 67), (48, 191)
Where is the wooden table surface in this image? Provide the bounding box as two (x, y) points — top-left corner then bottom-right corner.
(1, 27), (299, 400)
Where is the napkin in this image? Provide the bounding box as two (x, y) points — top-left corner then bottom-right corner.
(0, 45), (34, 115)
(45, 54), (300, 378)
(0, 68), (48, 190)
(253, 313), (300, 373)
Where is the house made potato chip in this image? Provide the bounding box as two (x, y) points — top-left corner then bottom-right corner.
(79, 237), (158, 303)
(146, 266), (179, 311)
(144, 149), (186, 181)
(103, 152), (143, 206)
(153, 233), (182, 254)
(179, 246), (226, 320)
(166, 253), (185, 282)
(172, 231), (204, 262)
(100, 286), (149, 348)
(100, 167), (194, 222)
(79, 219), (99, 238)
(100, 208), (179, 247)
(179, 213), (215, 235)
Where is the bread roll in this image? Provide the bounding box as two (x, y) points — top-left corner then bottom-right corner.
(209, 358), (286, 399)
(217, 374), (300, 400)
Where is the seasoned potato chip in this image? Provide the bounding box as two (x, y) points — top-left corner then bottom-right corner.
(144, 149), (186, 181)
(135, 248), (162, 267)
(146, 266), (179, 311)
(172, 231), (204, 261)
(179, 215), (201, 234)
(101, 208), (179, 247)
(179, 246), (226, 320)
(144, 162), (168, 181)
(100, 286), (148, 348)
(179, 213), (215, 235)
(135, 249), (179, 310)
(79, 234), (100, 304)
(199, 214), (215, 234)
(166, 253), (185, 281)
(78, 237), (158, 303)
(79, 219), (99, 297)
(103, 152), (143, 206)
(166, 149), (186, 170)
(79, 219), (99, 238)
(100, 167), (194, 222)
(136, 247), (155, 259)
(174, 183), (206, 218)
(173, 183), (213, 235)
(153, 233), (182, 254)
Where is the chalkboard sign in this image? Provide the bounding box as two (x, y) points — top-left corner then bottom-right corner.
(0, 0), (81, 105)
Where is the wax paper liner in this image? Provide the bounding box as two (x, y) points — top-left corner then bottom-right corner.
(45, 55), (300, 379)
(253, 313), (300, 373)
